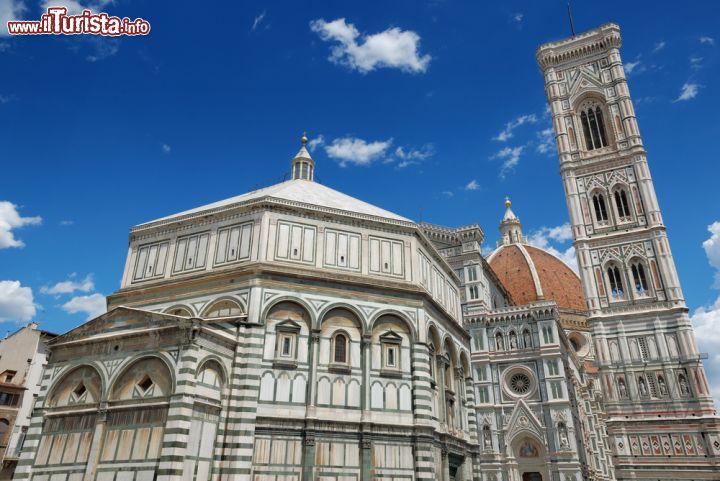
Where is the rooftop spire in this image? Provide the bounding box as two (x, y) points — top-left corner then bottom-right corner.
(567, 1), (576, 38)
(291, 132), (314, 181)
(498, 196), (526, 246)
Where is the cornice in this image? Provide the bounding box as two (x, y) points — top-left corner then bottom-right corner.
(536, 23), (621, 70)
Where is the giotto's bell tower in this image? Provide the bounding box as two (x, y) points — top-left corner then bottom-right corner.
(537, 23), (720, 480)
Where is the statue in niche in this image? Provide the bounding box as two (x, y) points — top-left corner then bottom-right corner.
(483, 428), (492, 449)
(658, 376), (668, 396)
(523, 330), (531, 348)
(638, 377), (648, 397)
(509, 332), (518, 349)
(618, 378), (628, 398)
(678, 374), (690, 396)
(558, 423), (569, 448)
(496, 334), (504, 351)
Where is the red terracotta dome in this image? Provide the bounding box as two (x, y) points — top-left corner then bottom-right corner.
(488, 198), (586, 312)
(488, 243), (586, 311)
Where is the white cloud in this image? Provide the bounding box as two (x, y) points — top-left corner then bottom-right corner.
(703, 222), (720, 287)
(493, 114), (537, 142)
(530, 223), (573, 244)
(60, 220), (74, 226)
(512, 13), (523, 23)
(465, 180), (480, 191)
(162, 143), (171, 154)
(0, 280), (36, 323)
(675, 82), (700, 102)
(536, 128), (555, 154)
(652, 40), (666, 53)
(493, 146), (524, 178)
(62, 293), (106, 320)
(690, 221), (720, 405)
(700, 36), (715, 46)
(325, 137), (392, 167)
(691, 298), (720, 405)
(36, 2), (118, 60)
(310, 18), (431, 74)
(41, 274), (95, 296)
(251, 10), (266, 31)
(395, 145), (433, 161)
(39, 0), (112, 16)
(0, 201), (41, 249)
(393, 144), (434, 168)
(0, 0), (27, 36)
(528, 223), (578, 272)
(624, 59), (641, 74)
(85, 37), (119, 62)
(441, 191), (454, 198)
(308, 135), (325, 151)
(690, 56), (704, 70)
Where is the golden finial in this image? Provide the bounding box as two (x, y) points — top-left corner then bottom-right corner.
(505, 196), (511, 208)
(301, 132), (308, 145)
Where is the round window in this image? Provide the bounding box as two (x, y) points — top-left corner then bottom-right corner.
(503, 366), (536, 399)
(509, 373), (532, 395)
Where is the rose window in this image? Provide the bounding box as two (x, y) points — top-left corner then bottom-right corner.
(509, 373), (532, 395)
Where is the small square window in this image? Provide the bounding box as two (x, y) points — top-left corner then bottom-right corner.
(386, 346), (397, 368)
(280, 334), (294, 358)
(274, 321), (301, 366)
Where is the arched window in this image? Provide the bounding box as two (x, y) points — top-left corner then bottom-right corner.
(204, 299), (243, 318)
(580, 104), (609, 150)
(614, 189), (632, 221)
(606, 265), (624, 299)
(167, 306), (192, 317)
(592, 192), (609, 224)
(444, 363), (453, 390)
(631, 261), (649, 295)
(333, 333), (348, 364)
(428, 343), (436, 384)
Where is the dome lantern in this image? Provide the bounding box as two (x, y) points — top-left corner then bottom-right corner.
(291, 132), (315, 181)
(498, 197), (526, 246)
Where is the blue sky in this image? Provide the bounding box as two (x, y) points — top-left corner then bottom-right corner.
(1, 0), (719, 394)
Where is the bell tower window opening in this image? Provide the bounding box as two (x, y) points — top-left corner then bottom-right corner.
(592, 193), (609, 224)
(631, 261), (649, 295)
(579, 102), (609, 151)
(614, 189), (632, 221)
(607, 264), (624, 299)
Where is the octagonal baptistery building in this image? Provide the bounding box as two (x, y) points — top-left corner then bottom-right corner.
(15, 137), (499, 481)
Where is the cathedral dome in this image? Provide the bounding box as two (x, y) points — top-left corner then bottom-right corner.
(487, 199), (586, 312)
(488, 243), (585, 311)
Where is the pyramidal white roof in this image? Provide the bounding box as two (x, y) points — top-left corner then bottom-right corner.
(137, 178), (412, 228)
